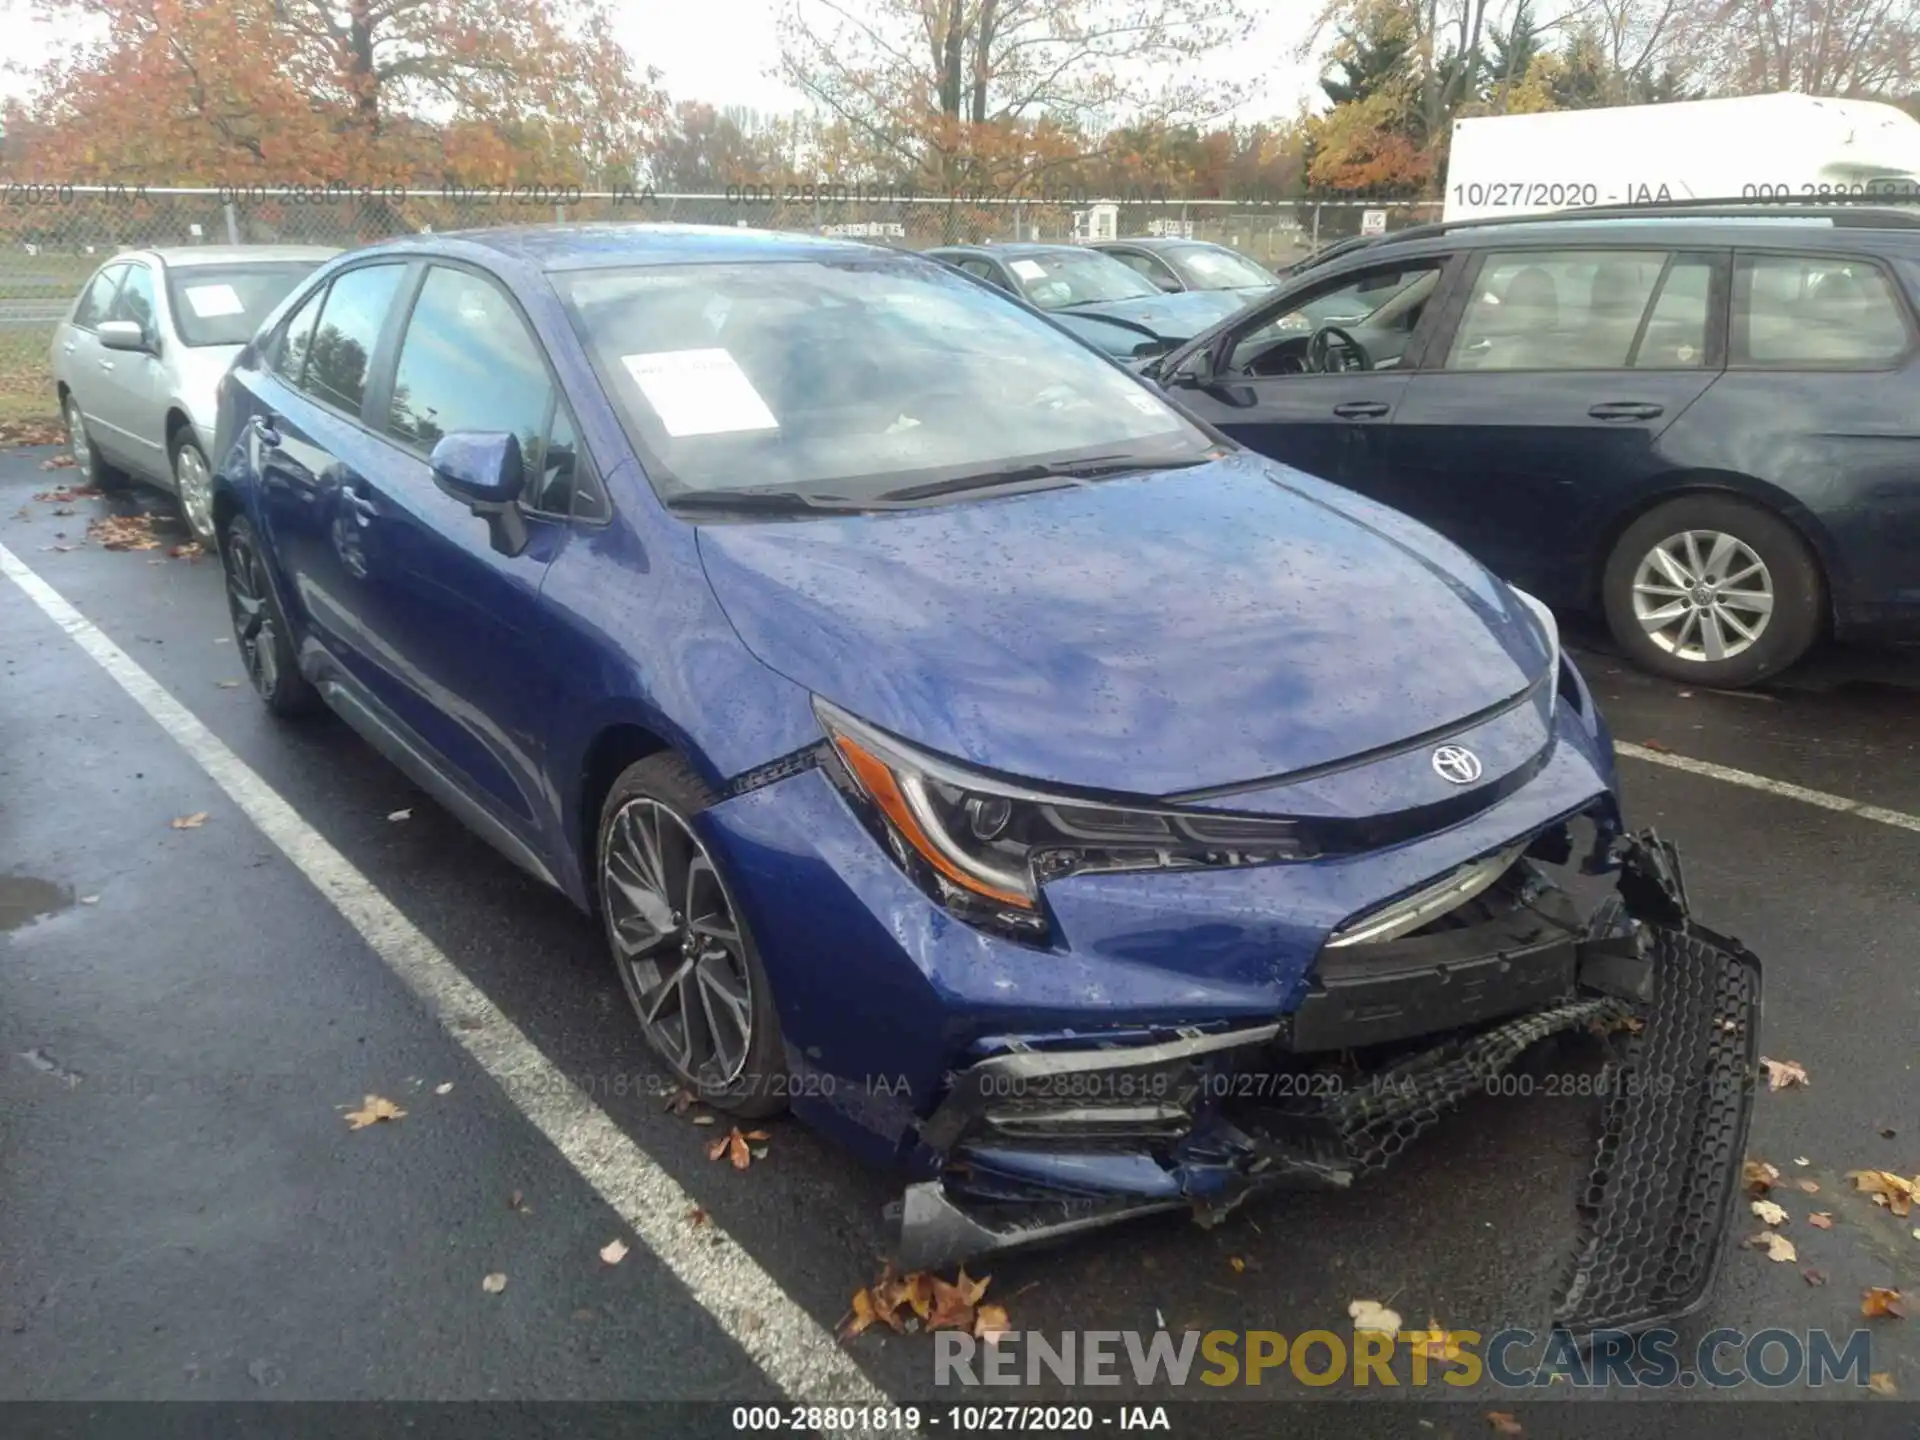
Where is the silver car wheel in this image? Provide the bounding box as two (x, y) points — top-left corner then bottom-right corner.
(65, 398), (91, 474)
(1631, 529), (1775, 664)
(174, 441), (214, 542)
(602, 798), (755, 1090)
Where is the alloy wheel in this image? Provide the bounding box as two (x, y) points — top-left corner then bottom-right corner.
(602, 798), (756, 1091)
(174, 443), (214, 543)
(1630, 529), (1775, 664)
(223, 529), (281, 697)
(65, 399), (90, 474)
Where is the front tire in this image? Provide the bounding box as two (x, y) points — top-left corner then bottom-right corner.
(221, 514), (320, 717)
(171, 433), (216, 546)
(596, 753), (788, 1120)
(1601, 495), (1823, 688)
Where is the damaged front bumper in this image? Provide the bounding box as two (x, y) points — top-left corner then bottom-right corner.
(896, 830), (1763, 1338)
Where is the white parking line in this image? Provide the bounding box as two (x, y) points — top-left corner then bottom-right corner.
(1615, 740), (1920, 835)
(0, 541), (888, 1410)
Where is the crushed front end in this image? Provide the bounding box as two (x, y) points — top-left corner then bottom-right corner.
(898, 828), (1762, 1339)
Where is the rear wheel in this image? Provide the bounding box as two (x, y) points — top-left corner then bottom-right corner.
(1601, 495), (1823, 688)
(221, 514), (320, 717)
(596, 753), (788, 1119)
(62, 394), (129, 491)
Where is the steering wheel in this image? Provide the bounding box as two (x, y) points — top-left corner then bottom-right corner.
(1306, 324), (1373, 374)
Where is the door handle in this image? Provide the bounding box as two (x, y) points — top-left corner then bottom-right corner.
(253, 414), (282, 448)
(1588, 401), (1664, 421)
(62, 343), (75, 355)
(1333, 400), (1391, 419)
(342, 488), (379, 523)
(99, 360), (114, 372)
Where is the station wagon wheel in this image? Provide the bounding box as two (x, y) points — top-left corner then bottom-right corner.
(1602, 495), (1824, 689)
(220, 514), (320, 717)
(596, 754), (788, 1119)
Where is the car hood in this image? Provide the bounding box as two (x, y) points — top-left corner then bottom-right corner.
(1052, 289), (1248, 342)
(695, 452), (1550, 797)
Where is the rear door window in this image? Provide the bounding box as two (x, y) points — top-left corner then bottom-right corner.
(297, 263), (406, 416)
(1731, 253), (1911, 368)
(1445, 250), (1672, 371)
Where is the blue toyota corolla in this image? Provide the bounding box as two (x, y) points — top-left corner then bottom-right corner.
(211, 224), (1760, 1333)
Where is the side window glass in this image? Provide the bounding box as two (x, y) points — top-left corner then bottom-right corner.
(301, 263), (405, 415)
(1632, 258), (1714, 369)
(387, 265), (553, 472)
(1446, 249), (1666, 372)
(109, 266), (157, 338)
(1112, 252), (1155, 279)
(529, 405), (578, 516)
(959, 259), (1002, 288)
(72, 265), (127, 329)
(1733, 254), (1909, 367)
(1230, 262), (1442, 371)
(271, 284), (327, 383)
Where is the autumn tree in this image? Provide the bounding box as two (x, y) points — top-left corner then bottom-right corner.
(651, 103), (800, 189)
(1669, 0), (1920, 95)
(10, 0), (665, 185)
(775, 0), (1260, 196)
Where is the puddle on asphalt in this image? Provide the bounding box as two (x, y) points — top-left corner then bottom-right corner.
(0, 875), (75, 931)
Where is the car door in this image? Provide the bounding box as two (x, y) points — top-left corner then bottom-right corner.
(1158, 254), (1459, 487)
(57, 262), (128, 438)
(86, 261), (170, 478)
(250, 260), (413, 700)
(342, 260), (581, 839)
(1384, 247), (1727, 603)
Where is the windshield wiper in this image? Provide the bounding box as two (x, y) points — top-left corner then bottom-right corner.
(871, 453), (1206, 504)
(668, 485), (866, 515)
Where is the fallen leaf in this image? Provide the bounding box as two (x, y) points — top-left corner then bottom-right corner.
(743, 1129), (771, 1142)
(387, 808), (412, 822)
(599, 1238), (629, 1265)
(1744, 1159), (1781, 1191)
(1746, 1231), (1796, 1262)
(481, 1272), (507, 1294)
(1349, 1298), (1403, 1333)
(1640, 738), (1672, 753)
(1848, 1170), (1918, 1217)
(1882, 1127), (1899, 1139)
(1486, 1414), (1524, 1437)
(1862, 1287), (1907, 1319)
(1751, 1199), (1788, 1226)
(168, 541), (204, 560)
(1419, 1317), (1467, 1364)
(926, 1273), (977, 1331)
(1803, 1267), (1828, 1286)
(434, 1082), (453, 1095)
(508, 1190), (525, 1211)
(86, 514), (162, 551)
(216, 680), (240, 688)
(1228, 1256), (1247, 1274)
(841, 1287), (878, 1339)
(974, 1304), (1012, 1342)
(78, 895), (99, 905)
(1809, 1212), (1834, 1229)
(1798, 1179), (1821, 1194)
(1794, 1156), (1810, 1167)
(955, 1267), (990, 1306)
(1912, 1229), (1919, 1242)
(728, 1128), (751, 1169)
(687, 1206), (709, 1226)
(1869, 1372), (1897, 1396)
(692, 1113), (717, 1126)
(1759, 1057), (1809, 1091)
(343, 1094), (407, 1129)
(706, 1130), (731, 1162)
(170, 812), (209, 829)
(664, 1087), (696, 1115)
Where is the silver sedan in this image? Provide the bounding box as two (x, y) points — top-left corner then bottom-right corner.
(51, 245), (339, 543)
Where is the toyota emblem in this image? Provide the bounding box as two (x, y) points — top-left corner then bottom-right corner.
(1431, 745), (1483, 785)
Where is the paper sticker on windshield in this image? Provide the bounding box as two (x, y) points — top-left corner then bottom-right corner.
(620, 348), (778, 438)
(1125, 392), (1163, 415)
(183, 283), (245, 318)
(1009, 259), (1047, 280)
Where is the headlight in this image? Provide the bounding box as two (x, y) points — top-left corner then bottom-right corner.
(814, 698), (1316, 937)
(1509, 585), (1561, 708)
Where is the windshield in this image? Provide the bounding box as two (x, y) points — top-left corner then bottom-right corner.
(1167, 246), (1276, 291)
(164, 263), (324, 346)
(1001, 251), (1163, 308)
(557, 258), (1214, 504)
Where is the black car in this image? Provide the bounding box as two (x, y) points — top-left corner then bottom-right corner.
(1146, 202), (1920, 687)
(1087, 236), (1280, 301)
(924, 242), (1249, 363)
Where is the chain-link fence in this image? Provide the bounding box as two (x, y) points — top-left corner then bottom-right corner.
(0, 186), (1442, 427)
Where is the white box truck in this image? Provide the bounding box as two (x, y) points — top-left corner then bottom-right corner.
(1443, 92), (1920, 222)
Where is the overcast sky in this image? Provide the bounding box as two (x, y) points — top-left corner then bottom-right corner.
(0, 0), (1325, 124)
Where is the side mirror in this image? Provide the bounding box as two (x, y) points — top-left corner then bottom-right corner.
(429, 431), (528, 557)
(1151, 274), (1183, 293)
(98, 320), (151, 354)
(1166, 346), (1218, 390)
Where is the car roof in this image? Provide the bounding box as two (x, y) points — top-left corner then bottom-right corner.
(926, 242), (1086, 260)
(144, 245), (342, 267)
(1092, 237), (1223, 252)
(395, 222), (902, 273)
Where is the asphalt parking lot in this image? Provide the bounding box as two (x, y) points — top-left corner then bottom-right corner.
(3, 443), (1918, 1433)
